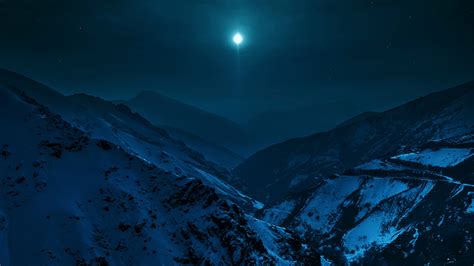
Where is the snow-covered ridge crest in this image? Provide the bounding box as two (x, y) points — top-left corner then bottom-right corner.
(0, 82), (314, 264)
(0, 68), (258, 209)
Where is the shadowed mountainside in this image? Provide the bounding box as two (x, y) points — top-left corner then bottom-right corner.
(235, 81), (474, 203)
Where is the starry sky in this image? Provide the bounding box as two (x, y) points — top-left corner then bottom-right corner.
(1, 0), (473, 122)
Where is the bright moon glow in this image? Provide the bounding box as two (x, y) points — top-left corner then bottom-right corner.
(233, 33), (243, 45)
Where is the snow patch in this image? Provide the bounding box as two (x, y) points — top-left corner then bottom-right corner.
(263, 200), (296, 225)
(343, 181), (435, 262)
(356, 159), (406, 171)
(296, 176), (361, 234)
(356, 179), (410, 221)
(343, 211), (408, 262)
(392, 148), (473, 167)
(467, 199), (474, 214)
(193, 167), (263, 208)
(247, 217), (294, 265)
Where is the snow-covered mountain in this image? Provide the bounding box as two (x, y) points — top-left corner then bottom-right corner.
(235, 81), (474, 203)
(0, 69), (243, 170)
(0, 69), (257, 208)
(259, 133), (474, 264)
(123, 90), (255, 157)
(2, 67), (473, 265)
(0, 82), (318, 264)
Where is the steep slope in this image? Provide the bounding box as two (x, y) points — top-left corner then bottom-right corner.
(0, 69), (242, 170)
(259, 133), (474, 264)
(125, 90), (254, 156)
(0, 68), (256, 208)
(235, 81), (474, 203)
(0, 86), (317, 265)
(68, 93), (257, 208)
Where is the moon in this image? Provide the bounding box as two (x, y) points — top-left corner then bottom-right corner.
(233, 33), (243, 45)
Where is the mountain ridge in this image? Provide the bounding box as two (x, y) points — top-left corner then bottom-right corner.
(0, 68), (256, 208)
(234, 80), (474, 203)
(0, 86), (316, 265)
(125, 90), (254, 156)
(258, 132), (474, 264)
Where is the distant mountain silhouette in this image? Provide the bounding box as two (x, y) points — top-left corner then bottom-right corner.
(245, 101), (367, 147)
(124, 90), (254, 156)
(160, 126), (244, 169)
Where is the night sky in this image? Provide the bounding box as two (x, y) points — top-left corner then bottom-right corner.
(1, 0), (473, 122)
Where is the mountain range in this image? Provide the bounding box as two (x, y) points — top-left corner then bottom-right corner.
(245, 101), (368, 148)
(258, 133), (474, 264)
(235, 81), (474, 203)
(1, 68), (473, 265)
(0, 69), (317, 264)
(123, 90), (254, 157)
